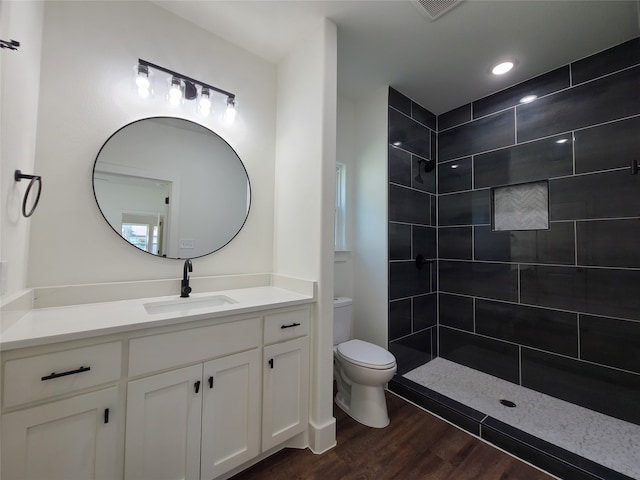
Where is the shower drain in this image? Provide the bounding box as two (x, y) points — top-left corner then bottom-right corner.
(500, 399), (517, 408)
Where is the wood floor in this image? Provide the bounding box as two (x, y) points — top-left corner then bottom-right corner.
(230, 391), (555, 480)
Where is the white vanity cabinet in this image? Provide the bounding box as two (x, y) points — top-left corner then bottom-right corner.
(262, 310), (310, 451)
(124, 316), (263, 480)
(1, 342), (123, 480)
(1, 297), (314, 480)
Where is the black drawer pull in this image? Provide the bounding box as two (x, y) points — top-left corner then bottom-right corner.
(41, 366), (91, 381)
(281, 322), (301, 329)
(104, 408), (110, 424)
(268, 358), (274, 369)
(208, 376), (214, 389)
(194, 380), (201, 394)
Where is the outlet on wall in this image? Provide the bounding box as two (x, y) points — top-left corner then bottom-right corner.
(180, 239), (195, 249)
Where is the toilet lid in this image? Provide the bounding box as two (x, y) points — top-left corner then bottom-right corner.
(337, 339), (396, 369)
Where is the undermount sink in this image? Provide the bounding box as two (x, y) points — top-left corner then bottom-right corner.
(144, 294), (237, 315)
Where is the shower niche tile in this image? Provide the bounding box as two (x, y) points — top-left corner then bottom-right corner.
(492, 181), (549, 231)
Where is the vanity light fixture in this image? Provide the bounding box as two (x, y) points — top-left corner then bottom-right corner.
(491, 61), (514, 75)
(135, 59), (237, 122)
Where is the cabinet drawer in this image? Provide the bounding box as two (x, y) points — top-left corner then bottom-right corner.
(128, 317), (261, 377)
(3, 342), (122, 408)
(264, 309), (309, 345)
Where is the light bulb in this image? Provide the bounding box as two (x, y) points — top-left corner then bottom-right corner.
(199, 87), (212, 116)
(224, 97), (236, 124)
(168, 77), (182, 106)
(135, 64), (151, 98)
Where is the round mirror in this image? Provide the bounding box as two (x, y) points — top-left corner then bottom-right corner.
(92, 117), (250, 259)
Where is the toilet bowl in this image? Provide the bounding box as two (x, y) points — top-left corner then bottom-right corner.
(333, 298), (397, 428)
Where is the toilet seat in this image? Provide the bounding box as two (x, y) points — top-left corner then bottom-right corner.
(336, 339), (396, 370)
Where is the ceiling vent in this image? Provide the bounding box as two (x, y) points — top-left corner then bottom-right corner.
(411, 0), (465, 20)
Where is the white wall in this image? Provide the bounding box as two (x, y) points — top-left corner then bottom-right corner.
(27, 0), (277, 287)
(352, 87), (389, 348)
(0, 0), (44, 298)
(274, 18), (337, 453)
(333, 95), (356, 299)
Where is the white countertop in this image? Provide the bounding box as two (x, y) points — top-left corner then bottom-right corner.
(1, 286), (314, 351)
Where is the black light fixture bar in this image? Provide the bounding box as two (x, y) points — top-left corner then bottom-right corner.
(138, 58), (235, 100)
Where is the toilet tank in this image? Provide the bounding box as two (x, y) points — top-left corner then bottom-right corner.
(333, 297), (353, 345)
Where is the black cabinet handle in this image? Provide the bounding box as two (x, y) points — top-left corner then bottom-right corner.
(104, 408), (110, 424)
(281, 322), (301, 329)
(194, 380), (201, 394)
(208, 376), (214, 389)
(268, 358), (274, 369)
(41, 366), (91, 381)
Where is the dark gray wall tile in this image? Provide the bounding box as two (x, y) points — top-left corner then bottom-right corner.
(389, 299), (411, 340)
(473, 67), (569, 119)
(577, 219), (640, 268)
(517, 66), (640, 143)
(439, 293), (474, 331)
(389, 184), (431, 225)
(439, 189), (491, 226)
(440, 261), (518, 302)
(550, 170), (640, 221)
(440, 327), (520, 383)
(412, 101), (436, 130)
(574, 115), (640, 174)
(390, 261), (432, 300)
(389, 108), (431, 159)
(521, 348), (640, 424)
(413, 225), (436, 259)
(474, 135), (573, 188)
(474, 223), (575, 265)
(571, 37), (640, 85)
(439, 110), (515, 162)
(475, 299), (578, 357)
(389, 222), (411, 260)
(439, 157), (472, 194)
(414, 293), (437, 331)
(438, 104), (471, 131)
(389, 145), (411, 186)
(389, 86), (411, 115)
(438, 226), (472, 260)
(520, 265), (640, 321)
(389, 329), (433, 375)
(580, 314), (640, 374)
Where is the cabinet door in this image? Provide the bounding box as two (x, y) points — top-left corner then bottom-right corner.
(201, 348), (261, 480)
(262, 337), (310, 451)
(1, 387), (118, 480)
(125, 364), (203, 480)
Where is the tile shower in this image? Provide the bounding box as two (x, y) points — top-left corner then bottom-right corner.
(387, 38), (640, 480)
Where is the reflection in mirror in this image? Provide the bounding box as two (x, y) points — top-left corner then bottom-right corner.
(93, 117), (250, 259)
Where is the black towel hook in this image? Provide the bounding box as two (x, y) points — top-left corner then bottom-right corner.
(14, 170), (42, 217)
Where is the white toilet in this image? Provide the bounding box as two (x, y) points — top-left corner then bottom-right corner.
(333, 297), (397, 428)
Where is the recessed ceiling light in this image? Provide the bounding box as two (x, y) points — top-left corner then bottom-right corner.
(492, 61), (514, 75)
(392, 141), (402, 146)
(451, 164), (459, 169)
(519, 95), (537, 104)
(556, 138), (569, 144)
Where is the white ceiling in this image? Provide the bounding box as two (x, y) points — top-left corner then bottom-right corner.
(154, 0), (640, 114)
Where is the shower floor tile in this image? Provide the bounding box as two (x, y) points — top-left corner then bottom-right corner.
(404, 358), (640, 479)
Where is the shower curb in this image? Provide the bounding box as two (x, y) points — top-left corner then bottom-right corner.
(388, 376), (634, 480)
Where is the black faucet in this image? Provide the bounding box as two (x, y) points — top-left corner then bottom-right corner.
(181, 259), (193, 298)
